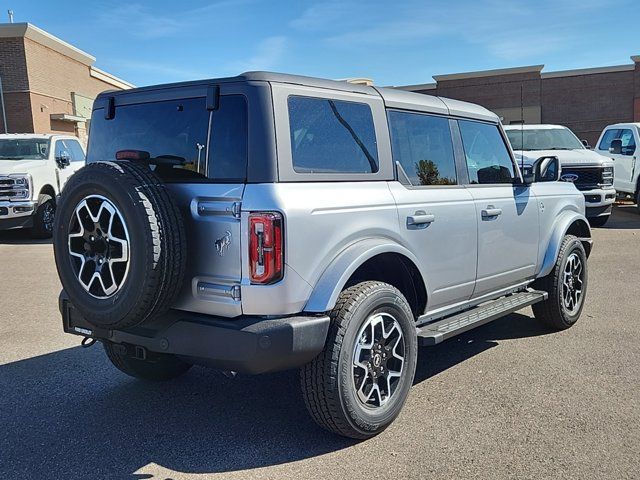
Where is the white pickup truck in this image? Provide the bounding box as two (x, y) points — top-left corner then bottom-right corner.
(0, 134), (85, 237)
(505, 125), (616, 227)
(595, 123), (640, 212)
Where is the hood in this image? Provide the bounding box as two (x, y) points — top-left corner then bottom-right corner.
(514, 149), (613, 168)
(0, 159), (48, 174)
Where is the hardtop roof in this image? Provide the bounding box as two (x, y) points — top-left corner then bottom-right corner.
(95, 71), (499, 122)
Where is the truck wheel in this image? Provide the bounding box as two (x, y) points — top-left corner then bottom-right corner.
(588, 215), (609, 228)
(300, 281), (418, 439)
(532, 235), (588, 330)
(31, 194), (55, 238)
(53, 161), (186, 330)
(103, 342), (191, 381)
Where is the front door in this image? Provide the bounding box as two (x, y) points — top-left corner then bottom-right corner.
(457, 119), (539, 298)
(387, 110), (477, 312)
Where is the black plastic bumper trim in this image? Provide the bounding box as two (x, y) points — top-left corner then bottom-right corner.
(59, 292), (330, 375)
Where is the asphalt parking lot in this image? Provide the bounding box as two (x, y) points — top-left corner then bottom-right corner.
(0, 205), (639, 480)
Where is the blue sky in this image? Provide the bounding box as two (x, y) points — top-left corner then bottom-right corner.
(14, 0), (640, 87)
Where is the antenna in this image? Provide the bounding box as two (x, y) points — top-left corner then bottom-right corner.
(7, 10), (13, 23)
(520, 84), (524, 174)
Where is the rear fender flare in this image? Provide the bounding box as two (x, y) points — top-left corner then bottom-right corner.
(304, 238), (428, 313)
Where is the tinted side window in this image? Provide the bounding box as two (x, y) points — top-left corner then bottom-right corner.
(87, 97), (209, 181)
(619, 129), (636, 155)
(598, 129), (620, 151)
(54, 140), (67, 159)
(66, 139), (86, 162)
(208, 95), (248, 181)
(459, 120), (515, 184)
(388, 111), (456, 186)
(288, 96), (378, 174)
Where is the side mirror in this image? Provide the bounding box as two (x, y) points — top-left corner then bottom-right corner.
(609, 139), (622, 155)
(56, 152), (71, 168)
(534, 156), (560, 182)
(520, 166), (535, 185)
(581, 139), (591, 149)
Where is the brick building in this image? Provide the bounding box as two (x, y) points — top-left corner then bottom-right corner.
(397, 57), (640, 146)
(0, 22), (133, 145)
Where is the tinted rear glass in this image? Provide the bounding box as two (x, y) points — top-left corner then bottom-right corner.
(87, 95), (247, 182)
(288, 96), (378, 174)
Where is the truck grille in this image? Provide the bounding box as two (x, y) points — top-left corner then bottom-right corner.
(0, 176), (27, 200)
(560, 167), (609, 190)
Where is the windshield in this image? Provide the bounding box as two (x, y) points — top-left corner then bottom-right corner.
(506, 128), (584, 151)
(0, 138), (50, 160)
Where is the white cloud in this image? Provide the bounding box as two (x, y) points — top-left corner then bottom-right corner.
(226, 36), (288, 73)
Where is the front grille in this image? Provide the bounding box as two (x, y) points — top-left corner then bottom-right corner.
(561, 167), (605, 190)
(0, 206), (8, 216)
(0, 176), (26, 200)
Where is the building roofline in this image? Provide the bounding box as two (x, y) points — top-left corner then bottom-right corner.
(90, 67), (135, 89)
(433, 64), (544, 81)
(0, 22), (96, 66)
(541, 63), (635, 79)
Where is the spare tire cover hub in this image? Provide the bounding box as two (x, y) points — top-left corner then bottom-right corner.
(67, 194), (130, 299)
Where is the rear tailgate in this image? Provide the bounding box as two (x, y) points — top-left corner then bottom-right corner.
(168, 183), (245, 317)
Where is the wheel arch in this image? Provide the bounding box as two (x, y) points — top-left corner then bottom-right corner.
(38, 184), (57, 203)
(304, 238), (428, 317)
(539, 212), (592, 278)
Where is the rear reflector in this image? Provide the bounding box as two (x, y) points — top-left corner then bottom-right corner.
(249, 212), (283, 284)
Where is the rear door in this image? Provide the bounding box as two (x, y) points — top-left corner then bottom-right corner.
(87, 83), (250, 317)
(597, 127), (637, 193)
(458, 119), (539, 298)
(387, 110), (477, 312)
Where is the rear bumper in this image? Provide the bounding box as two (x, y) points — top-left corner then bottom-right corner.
(59, 292), (330, 374)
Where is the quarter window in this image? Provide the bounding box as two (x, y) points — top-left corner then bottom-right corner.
(388, 111), (457, 186)
(288, 96), (378, 174)
(459, 120), (515, 184)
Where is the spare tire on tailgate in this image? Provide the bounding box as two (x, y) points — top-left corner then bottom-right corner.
(53, 161), (186, 330)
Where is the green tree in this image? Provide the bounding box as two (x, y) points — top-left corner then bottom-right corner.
(414, 159), (454, 185)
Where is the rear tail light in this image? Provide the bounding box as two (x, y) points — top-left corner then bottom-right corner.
(249, 212), (283, 284)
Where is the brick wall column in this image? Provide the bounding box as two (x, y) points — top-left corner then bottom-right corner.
(633, 56), (640, 121)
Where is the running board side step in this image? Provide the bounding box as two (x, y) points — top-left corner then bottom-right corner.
(416, 290), (548, 346)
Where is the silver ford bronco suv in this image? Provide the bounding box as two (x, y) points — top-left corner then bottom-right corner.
(54, 72), (592, 439)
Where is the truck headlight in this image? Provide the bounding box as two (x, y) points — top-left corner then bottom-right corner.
(9, 174), (32, 201)
(602, 166), (614, 186)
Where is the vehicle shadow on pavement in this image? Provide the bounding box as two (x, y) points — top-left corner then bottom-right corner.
(0, 312), (551, 478)
(414, 312), (551, 384)
(0, 230), (52, 245)
(601, 204), (640, 230)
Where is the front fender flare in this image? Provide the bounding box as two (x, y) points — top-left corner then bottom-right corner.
(538, 211), (591, 278)
(304, 238), (426, 313)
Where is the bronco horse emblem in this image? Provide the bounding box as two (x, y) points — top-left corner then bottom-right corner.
(215, 230), (232, 256)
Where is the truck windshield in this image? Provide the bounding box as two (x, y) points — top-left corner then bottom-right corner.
(0, 139), (50, 159)
(506, 128), (584, 151)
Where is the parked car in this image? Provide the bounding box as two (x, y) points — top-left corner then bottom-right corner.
(504, 124), (615, 227)
(0, 134), (85, 237)
(595, 123), (639, 212)
(53, 72), (592, 439)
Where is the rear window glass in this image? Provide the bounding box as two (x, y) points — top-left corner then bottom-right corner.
(288, 96), (378, 174)
(388, 111), (457, 186)
(87, 95), (247, 182)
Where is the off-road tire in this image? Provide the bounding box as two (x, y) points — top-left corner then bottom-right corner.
(103, 342), (191, 381)
(533, 235), (588, 330)
(31, 194), (55, 239)
(588, 215), (609, 228)
(300, 281), (418, 439)
(53, 161), (186, 330)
